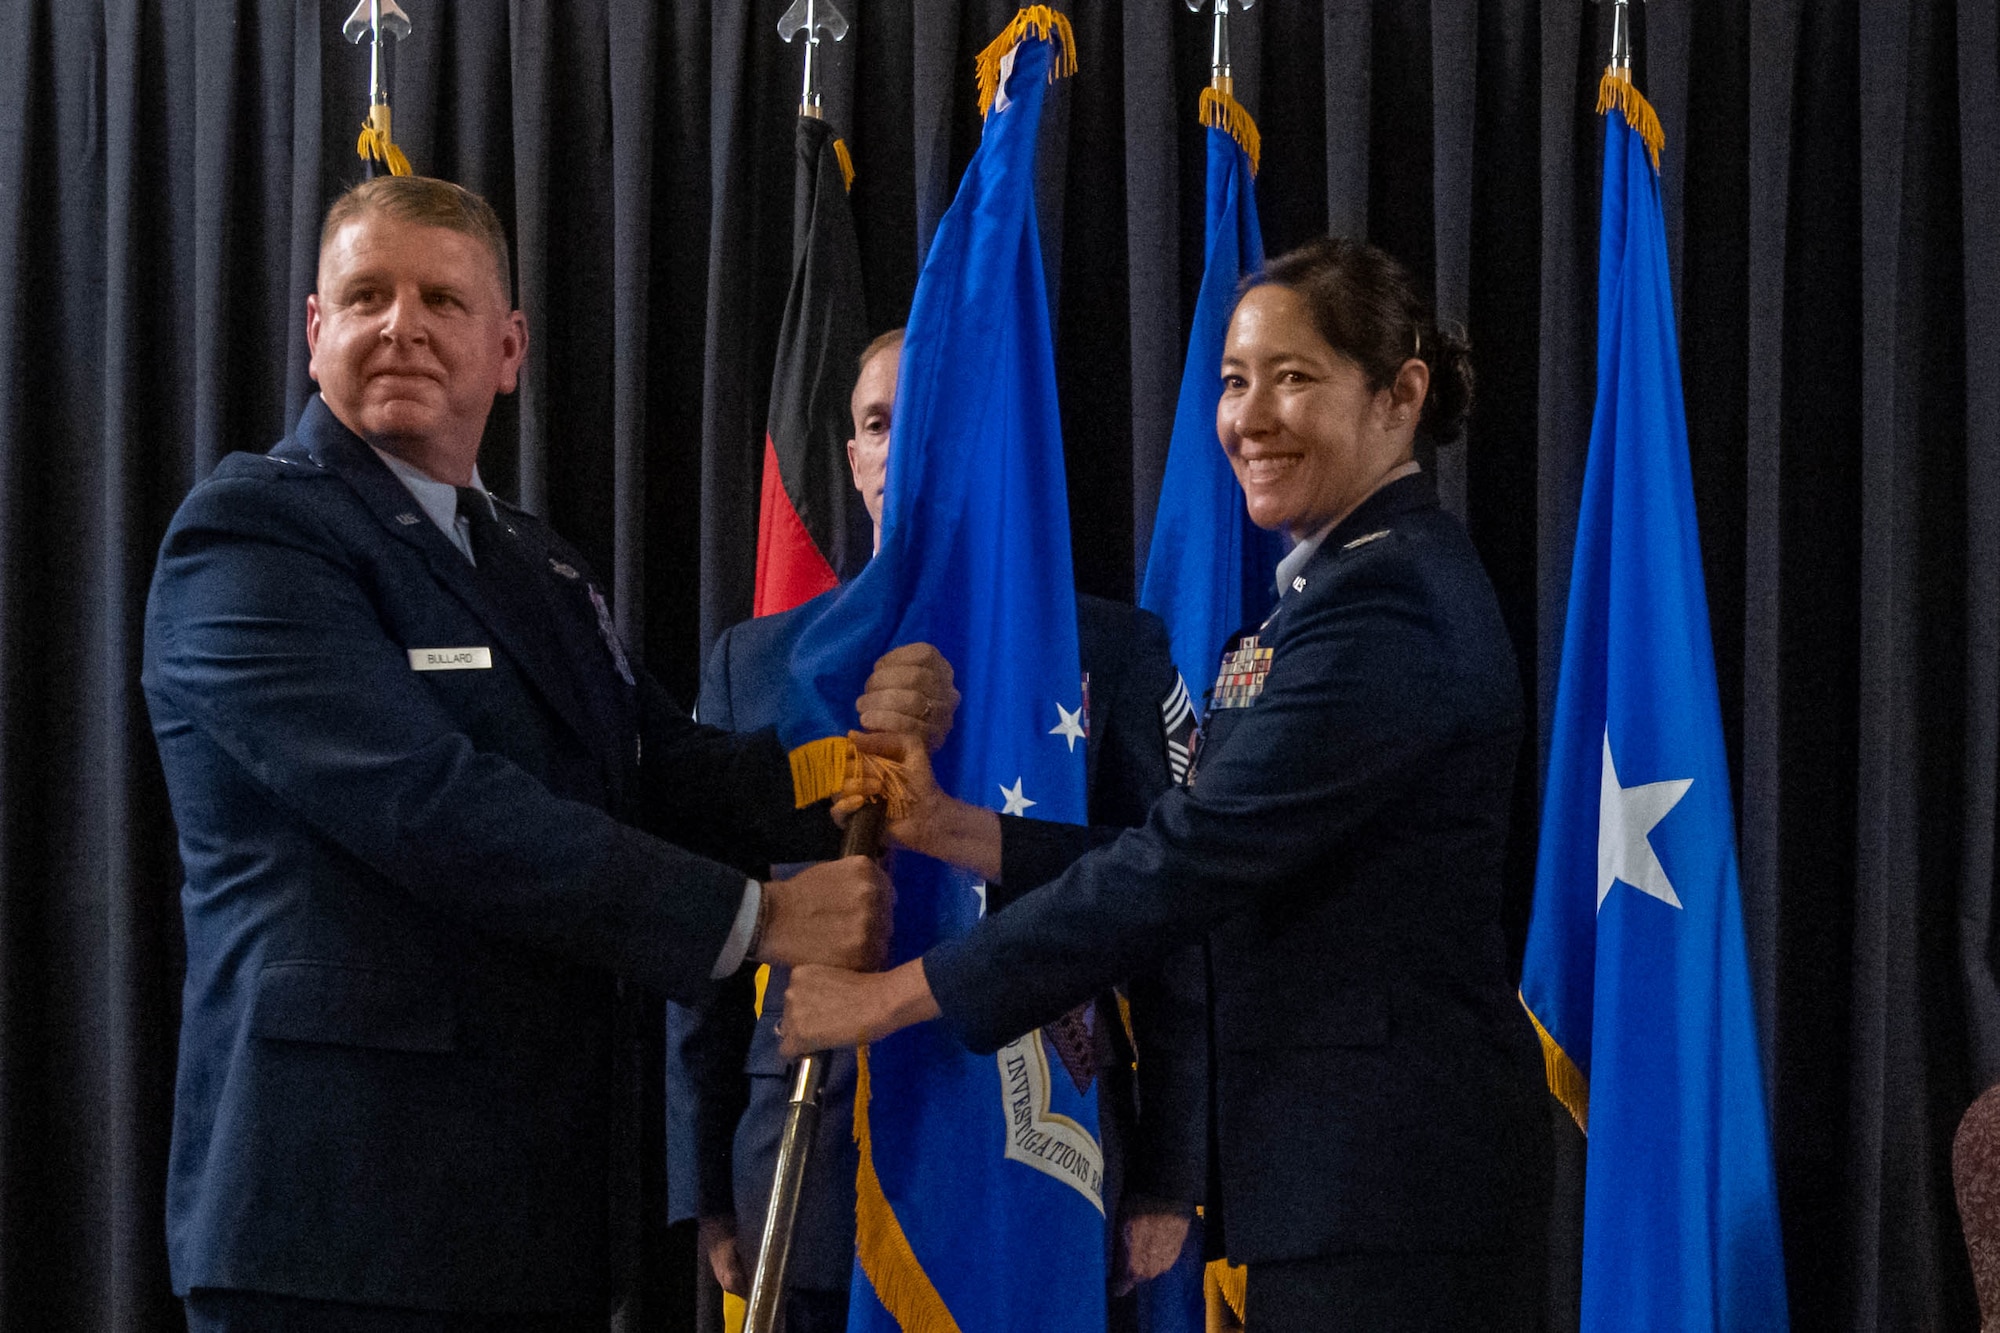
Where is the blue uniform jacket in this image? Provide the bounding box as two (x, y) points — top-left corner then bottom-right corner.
(142, 397), (837, 1312)
(666, 591), (1208, 1293)
(927, 473), (1552, 1266)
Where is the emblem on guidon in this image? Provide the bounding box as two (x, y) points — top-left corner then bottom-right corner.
(997, 1027), (1105, 1215)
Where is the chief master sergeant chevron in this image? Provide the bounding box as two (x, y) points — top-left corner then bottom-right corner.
(140, 175), (947, 1332)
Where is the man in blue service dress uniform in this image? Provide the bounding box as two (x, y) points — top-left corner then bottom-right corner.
(141, 177), (941, 1332)
(667, 329), (1209, 1332)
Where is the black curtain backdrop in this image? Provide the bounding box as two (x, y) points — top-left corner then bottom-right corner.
(0, 1), (1992, 1329)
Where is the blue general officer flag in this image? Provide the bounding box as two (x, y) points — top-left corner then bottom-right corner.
(1138, 93), (1285, 701)
(1520, 72), (1790, 1332)
(782, 11), (1103, 1330)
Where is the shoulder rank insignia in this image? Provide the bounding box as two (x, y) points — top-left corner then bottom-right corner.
(1343, 528), (1391, 551)
(1208, 634), (1274, 712)
(548, 559), (579, 580)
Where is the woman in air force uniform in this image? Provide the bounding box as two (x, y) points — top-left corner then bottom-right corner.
(778, 236), (1553, 1330)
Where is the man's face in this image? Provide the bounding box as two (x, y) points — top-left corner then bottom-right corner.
(847, 342), (899, 544)
(306, 214), (527, 482)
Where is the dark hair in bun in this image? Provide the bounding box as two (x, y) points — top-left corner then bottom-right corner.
(1247, 236), (1474, 443)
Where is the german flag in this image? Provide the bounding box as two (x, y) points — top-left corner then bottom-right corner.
(752, 115), (870, 617)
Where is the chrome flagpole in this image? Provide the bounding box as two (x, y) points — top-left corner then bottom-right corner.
(777, 0), (850, 119)
(747, 10), (852, 1322)
(1185, 0), (1255, 94)
(744, 799), (880, 1333)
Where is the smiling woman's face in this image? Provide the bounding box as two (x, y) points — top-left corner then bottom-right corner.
(1216, 283), (1410, 536)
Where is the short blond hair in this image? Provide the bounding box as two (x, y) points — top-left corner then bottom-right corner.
(319, 176), (514, 303)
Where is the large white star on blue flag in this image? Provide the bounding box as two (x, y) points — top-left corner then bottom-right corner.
(1597, 730), (1692, 911)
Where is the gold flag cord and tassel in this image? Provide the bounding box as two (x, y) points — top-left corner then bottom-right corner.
(833, 138), (857, 193)
(357, 102), (413, 176)
(1197, 85), (1261, 178)
(785, 735), (913, 816)
(1597, 66), (1664, 173)
(974, 6), (1078, 117)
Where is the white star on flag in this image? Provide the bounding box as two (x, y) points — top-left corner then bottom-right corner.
(1049, 702), (1086, 752)
(999, 777), (1036, 817)
(971, 880), (989, 918)
(1598, 730), (1692, 911)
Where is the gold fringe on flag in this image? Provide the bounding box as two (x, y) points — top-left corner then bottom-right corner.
(1596, 67), (1664, 174)
(789, 735), (855, 807)
(853, 1045), (964, 1333)
(1197, 85), (1261, 177)
(787, 735), (914, 817)
(975, 6), (1079, 118)
(356, 103), (412, 176)
(1204, 1257), (1247, 1329)
(1521, 994), (1591, 1133)
(833, 137), (857, 192)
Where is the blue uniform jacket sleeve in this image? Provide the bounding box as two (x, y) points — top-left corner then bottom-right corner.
(927, 542), (1490, 1053)
(666, 624), (760, 1224)
(144, 473), (761, 1005)
(631, 673), (840, 874)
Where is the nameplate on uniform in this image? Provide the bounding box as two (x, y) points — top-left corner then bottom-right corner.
(408, 647), (492, 671)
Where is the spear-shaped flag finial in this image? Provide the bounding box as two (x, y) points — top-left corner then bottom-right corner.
(1185, 0), (1255, 96)
(1184, 0), (1260, 174)
(346, 0), (414, 176)
(1594, 0), (1662, 170)
(778, 0), (850, 120)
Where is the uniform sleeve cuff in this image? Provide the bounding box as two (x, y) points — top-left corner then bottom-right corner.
(710, 879), (761, 978)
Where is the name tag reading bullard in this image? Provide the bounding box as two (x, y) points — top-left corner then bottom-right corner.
(408, 647), (492, 671)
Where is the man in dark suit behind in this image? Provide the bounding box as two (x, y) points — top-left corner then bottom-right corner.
(667, 329), (1208, 1332)
(141, 177), (939, 1331)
